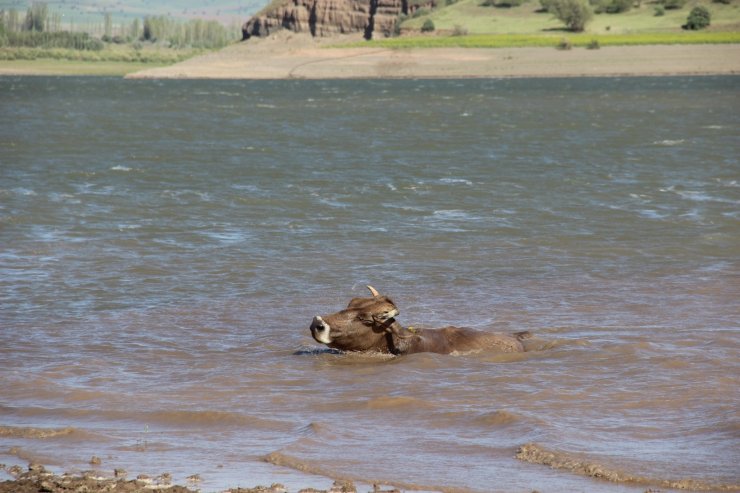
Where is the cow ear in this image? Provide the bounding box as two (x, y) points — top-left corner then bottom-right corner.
(347, 297), (370, 309)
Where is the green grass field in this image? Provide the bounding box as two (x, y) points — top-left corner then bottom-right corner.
(0, 43), (210, 75)
(400, 0), (739, 34)
(350, 30), (740, 48)
(0, 58), (168, 75)
(377, 0), (740, 50)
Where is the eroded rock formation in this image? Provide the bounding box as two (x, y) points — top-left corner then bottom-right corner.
(242, 0), (433, 40)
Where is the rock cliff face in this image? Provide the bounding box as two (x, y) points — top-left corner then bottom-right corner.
(243, 0), (433, 40)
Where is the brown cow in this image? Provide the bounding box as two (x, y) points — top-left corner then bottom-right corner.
(310, 286), (530, 355)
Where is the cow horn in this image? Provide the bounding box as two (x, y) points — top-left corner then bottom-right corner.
(367, 285), (380, 297)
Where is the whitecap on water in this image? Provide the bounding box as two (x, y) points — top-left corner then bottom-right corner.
(431, 209), (476, 221)
(201, 230), (247, 244)
(716, 178), (739, 188)
(675, 190), (739, 205)
(12, 187), (36, 196)
(638, 209), (669, 220)
(48, 192), (80, 204)
(110, 165), (132, 172)
(439, 178), (473, 186)
(652, 139), (685, 146)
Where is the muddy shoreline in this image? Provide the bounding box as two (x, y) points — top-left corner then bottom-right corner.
(4, 450), (739, 493)
(0, 463), (395, 493)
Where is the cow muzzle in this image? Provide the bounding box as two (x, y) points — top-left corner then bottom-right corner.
(311, 316), (332, 344)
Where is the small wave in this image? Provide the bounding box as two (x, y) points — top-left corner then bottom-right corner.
(0, 425), (77, 439)
(48, 192), (80, 204)
(439, 178), (473, 186)
(110, 165), (131, 172)
(473, 410), (520, 427)
(296, 422), (333, 438)
(516, 443), (740, 491)
(293, 345), (343, 356)
(676, 190), (739, 205)
(431, 209), (476, 222)
(161, 190), (211, 202)
(117, 224), (141, 230)
(365, 395), (434, 411)
(324, 351), (397, 365)
(201, 230), (247, 244)
(653, 139), (685, 146)
(264, 452), (473, 493)
(638, 209), (668, 220)
(12, 187), (36, 196)
(140, 410), (288, 429)
(659, 186), (740, 205)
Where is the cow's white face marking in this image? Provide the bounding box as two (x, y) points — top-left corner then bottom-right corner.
(311, 316), (333, 344)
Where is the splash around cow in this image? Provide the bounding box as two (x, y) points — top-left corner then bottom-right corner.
(310, 286), (532, 355)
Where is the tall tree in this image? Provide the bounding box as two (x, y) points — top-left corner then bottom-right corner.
(104, 12), (112, 38)
(24, 2), (48, 32)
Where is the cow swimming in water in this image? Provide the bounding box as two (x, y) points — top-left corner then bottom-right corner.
(310, 286), (531, 355)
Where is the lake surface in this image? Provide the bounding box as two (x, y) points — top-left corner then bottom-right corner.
(1, 76), (738, 493)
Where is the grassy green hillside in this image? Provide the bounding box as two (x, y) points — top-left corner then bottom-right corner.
(400, 0), (739, 34)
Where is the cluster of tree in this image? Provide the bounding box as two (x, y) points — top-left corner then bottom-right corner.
(539, 0), (713, 31)
(540, 0), (593, 30)
(0, 2), (237, 50)
(1, 30), (104, 50)
(140, 15), (233, 49)
(0, 3), (63, 33)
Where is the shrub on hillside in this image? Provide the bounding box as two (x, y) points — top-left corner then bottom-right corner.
(660, 0), (686, 9)
(556, 37), (573, 49)
(549, 0), (594, 31)
(421, 19), (436, 32)
(539, 0), (555, 11)
(488, 0), (527, 7)
(605, 0), (633, 13)
(684, 6), (711, 29)
(412, 7), (431, 18)
(390, 14), (407, 37)
(452, 24), (469, 35)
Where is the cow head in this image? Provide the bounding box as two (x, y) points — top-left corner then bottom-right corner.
(310, 285), (401, 352)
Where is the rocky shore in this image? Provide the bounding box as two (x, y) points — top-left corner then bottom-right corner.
(0, 463), (398, 493)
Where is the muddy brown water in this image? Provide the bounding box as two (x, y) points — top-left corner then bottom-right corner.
(1, 76), (738, 492)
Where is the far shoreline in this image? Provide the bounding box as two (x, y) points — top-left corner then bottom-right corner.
(1, 33), (739, 79)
